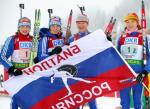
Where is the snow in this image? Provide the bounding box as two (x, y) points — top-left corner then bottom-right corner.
(0, 96), (11, 109)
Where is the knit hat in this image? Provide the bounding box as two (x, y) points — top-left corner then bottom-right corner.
(49, 16), (62, 27)
(124, 13), (139, 22)
(18, 17), (31, 29)
(76, 14), (89, 23)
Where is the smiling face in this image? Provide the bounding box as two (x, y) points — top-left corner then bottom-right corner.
(76, 21), (88, 32)
(19, 26), (31, 35)
(50, 25), (61, 34)
(125, 19), (138, 31)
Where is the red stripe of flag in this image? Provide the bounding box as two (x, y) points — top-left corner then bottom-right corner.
(31, 65), (137, 109)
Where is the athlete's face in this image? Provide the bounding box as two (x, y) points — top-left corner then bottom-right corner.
(76, 21), (88, 32)
(50, 25), (61, 34)
(125, 19), (138, 31)
(19, 26), (30, 35)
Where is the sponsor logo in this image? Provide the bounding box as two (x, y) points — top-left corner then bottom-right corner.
(125, 37), (138, 44)
(19, 42), (32, 48)
(53, 39), (64, 47)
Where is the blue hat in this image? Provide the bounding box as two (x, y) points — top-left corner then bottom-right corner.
(49, 16), (62, 27)
(18, 17), (31, 29)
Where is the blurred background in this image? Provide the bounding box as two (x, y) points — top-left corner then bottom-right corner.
(0, 0), (150, 45)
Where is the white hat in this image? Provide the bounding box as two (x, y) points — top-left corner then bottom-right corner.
(76, 14), (89, 23)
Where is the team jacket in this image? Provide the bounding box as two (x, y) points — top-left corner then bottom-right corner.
(0, 33), (32, 70)
(68, 31), (90, 43)
(38, 28), (65, 61)
(117, 31), (150, 73)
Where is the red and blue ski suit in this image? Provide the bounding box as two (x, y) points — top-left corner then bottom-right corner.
(69, 31), (97, 109)
(117, 31), (150, 109)
(38, 28), (65, 61)
(0, 33), (32, 109)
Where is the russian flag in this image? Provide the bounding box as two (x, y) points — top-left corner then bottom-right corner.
(3, 29), (137, 109)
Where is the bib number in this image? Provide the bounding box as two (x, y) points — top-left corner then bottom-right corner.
(121, 45), (138, 55)
(121, 44), (143, 60)
(12, 49), (31, 63)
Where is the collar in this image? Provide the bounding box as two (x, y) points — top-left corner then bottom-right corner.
(17, 32), (30, 39)
(78, 31), (90, 37)
(125, 28), (139, 34)
(47, 31), (62, 38)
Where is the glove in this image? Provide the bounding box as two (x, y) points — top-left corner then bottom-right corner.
(106, 33), (112, 41)
(14, 69), (23, 76)
(49, 46), (62, 56)
(107, 36), (112, 41)
(136, 70), (148, 83)
(8, 66), (23, 76)
(33, 57), (39, 64)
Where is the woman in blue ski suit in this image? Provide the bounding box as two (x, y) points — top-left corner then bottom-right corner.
(37, 16), (68, 62)
(0, 17), (33, 109)
(117, 13), (150, 109)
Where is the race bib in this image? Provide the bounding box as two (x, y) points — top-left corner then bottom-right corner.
(12, 49), (31, 63)
(121, 44), (143, 60)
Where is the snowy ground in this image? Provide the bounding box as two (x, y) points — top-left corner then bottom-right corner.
(0, 96), (121, 109)
(0, 96), (11, 109)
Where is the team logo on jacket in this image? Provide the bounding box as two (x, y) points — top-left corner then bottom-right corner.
(53, 39), (64, 47)
(125, 37), (138, 44)
(19, 42), (32, 48)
